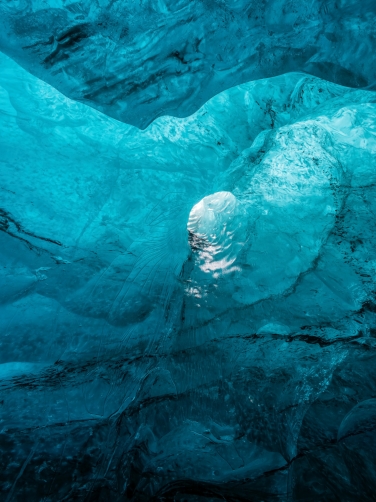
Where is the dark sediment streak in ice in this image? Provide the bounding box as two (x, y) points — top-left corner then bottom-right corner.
(1, 0), (376, 127)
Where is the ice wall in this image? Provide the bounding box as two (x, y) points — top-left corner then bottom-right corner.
(0, 0), (375, 127)
(2, 50), (376, 500)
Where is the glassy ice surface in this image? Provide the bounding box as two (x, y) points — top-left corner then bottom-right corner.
(1, 0), (376, 127)
(2, 51), (376, 500)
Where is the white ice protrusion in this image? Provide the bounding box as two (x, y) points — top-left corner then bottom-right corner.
(188, 191), (246, 275)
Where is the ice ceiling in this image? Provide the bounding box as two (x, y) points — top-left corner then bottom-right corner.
(1, 0), (376, 127)
(2, 2), (376, 501)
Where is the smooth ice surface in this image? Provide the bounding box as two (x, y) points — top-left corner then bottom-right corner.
(2, 50), (376, 500)
(1, 0), (376, 127)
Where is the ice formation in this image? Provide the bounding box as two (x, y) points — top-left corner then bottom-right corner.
(1, 0), (375, 127)
(2, 14), (376, 499)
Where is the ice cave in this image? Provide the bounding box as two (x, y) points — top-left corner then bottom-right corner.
(1, 1), (376, 500)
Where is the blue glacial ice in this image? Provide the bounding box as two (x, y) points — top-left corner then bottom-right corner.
(1, 0), (376, 127)
(2, 47), (376, 500)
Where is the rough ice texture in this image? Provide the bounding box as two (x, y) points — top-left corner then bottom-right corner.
(1, 0), (376, 128)
(2, 50), (376, 500)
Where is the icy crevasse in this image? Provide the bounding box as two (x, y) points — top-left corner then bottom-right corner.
(2, 52), (376, 500)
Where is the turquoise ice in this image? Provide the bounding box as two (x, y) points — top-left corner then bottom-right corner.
(2, 49), (376, 499)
